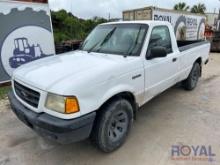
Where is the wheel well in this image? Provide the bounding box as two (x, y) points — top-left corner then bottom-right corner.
(195, 57), (202, 76)
(195, 57), (202, 66)
(99, 92), (137, 117)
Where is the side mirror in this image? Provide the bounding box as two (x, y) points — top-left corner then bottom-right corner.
(147, 46), (167, 60)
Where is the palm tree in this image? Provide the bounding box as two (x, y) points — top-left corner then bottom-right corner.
(174, 2), (190, 11)
(191, 3), (206, 14)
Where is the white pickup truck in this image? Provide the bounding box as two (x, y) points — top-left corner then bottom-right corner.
(8, 21), (210, 152)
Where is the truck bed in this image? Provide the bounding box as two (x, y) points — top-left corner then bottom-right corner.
(178, 40), (210, 52)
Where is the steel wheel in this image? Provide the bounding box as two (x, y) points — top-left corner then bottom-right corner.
(191, 65), (200, 88)
(182, 62), (201, 91)
(108, 110), (129, 142)
(91, 99), (133, 152)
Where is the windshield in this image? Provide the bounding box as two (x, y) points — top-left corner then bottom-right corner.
(80, 24), (148, 56)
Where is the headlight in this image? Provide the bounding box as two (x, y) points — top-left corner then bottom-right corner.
(45, 93), (80, 114)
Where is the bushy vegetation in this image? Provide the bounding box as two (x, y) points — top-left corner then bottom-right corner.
(51, 10), (107, 43)
(0, 87), (10, 99)
(174, 2), (190, 11)
(191, 3), (206, 14)
(173, 2), (206, 14)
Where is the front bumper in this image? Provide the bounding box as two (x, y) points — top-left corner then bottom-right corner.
(8, 91), (96, 144)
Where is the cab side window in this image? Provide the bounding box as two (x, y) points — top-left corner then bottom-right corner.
(146, 26), (172, 58)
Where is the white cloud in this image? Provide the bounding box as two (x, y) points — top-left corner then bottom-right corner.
(48, 0), (220, 19)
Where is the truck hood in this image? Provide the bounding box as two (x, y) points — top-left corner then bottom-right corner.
(13, 51), (142, 94)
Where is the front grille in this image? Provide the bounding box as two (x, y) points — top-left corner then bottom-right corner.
(14, 81), (40, 108)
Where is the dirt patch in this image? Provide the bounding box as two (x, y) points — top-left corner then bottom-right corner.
(7, 137), (34, 148)
(0, 53), (220, 165)
(0, 99), (10, 113)
(203, 75), (219, 83)
(0, 157), (10, 165)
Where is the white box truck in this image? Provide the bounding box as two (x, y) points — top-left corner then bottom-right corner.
(123, 6), (206, 41)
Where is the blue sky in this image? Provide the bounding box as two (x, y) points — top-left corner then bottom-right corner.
(49, 0), (220, 19)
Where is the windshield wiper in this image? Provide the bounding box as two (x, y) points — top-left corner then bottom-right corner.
(128, 26), (142, 55)
(87, 41), (100, 53)
(87, 27), (116, 53)
(96, 27), (116, 51)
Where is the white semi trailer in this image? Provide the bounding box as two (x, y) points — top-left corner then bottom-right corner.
(123, 6), (206, 41)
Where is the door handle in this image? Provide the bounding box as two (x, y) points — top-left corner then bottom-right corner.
(172, 58), (177, 62)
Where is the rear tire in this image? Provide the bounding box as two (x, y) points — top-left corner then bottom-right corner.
(182, 63), (201, 90)
(91, 99), (133, 153)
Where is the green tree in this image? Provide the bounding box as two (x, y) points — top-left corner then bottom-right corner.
(51, 10), (107, 43)
(191, 3), (206, 14)
(174, 2), (190, 11)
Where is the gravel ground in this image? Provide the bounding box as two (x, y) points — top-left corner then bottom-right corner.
(0, 98), (9, 113)
(0, 53), (220, 165)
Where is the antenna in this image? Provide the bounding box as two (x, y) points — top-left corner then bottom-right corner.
(108, 13), (111, 21)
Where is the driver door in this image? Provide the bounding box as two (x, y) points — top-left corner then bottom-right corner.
(144, 26), (180, 101)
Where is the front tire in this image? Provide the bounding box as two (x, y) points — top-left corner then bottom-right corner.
(182, 63), (201, 90)
(91, 99), (133, 153)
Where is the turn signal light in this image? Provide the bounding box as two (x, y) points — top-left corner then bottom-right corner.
(65, 97), (80, 114)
